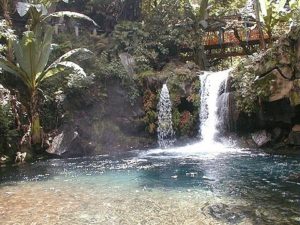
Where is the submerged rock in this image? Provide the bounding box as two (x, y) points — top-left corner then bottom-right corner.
(206, 203), (245, 224)
(286, 173), (300, 183)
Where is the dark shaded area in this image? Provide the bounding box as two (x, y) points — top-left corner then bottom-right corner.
(178, 97), (195, 113)
(260, 98), (295, 129)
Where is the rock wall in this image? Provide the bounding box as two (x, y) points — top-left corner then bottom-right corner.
(230, 26), (300, 148)
(47, 77), (155, 157)
(48, 61), (201, 157)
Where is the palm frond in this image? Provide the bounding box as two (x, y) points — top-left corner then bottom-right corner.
(43, 11), (98, 26)
(0, 56), (33, 89)
(54, 48), (93, 64)
(39, 61), (86, 83)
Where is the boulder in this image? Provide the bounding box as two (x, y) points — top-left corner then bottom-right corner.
(268, 70), (293, 102)
(47, 128), (96, 157)
(251, 130), (271, 147)
(292, 124), (300, 132)
(286, 173), (300, 183)
(278, 52), (291, 65)
(271, 127), (283, 142)
(288, 131), (300, 146)
(205, 203), (246, 224)
(261, 98), (294, 126)
(47, 133), (64, 154)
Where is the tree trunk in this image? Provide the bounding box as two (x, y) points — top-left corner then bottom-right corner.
(199, 0), (209, 20)
(254, 0), (266, 50)
(233, 28), (251, 55)
(30, 90), (41, 144)
(193, 0), (209, 70)
(194, 45), (208, 70)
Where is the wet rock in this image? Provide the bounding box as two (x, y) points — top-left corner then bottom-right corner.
(288, 130), (300, 146)
(0, 155), (9, 164)
(251, 130), (271, 147)
(46, 126), (96, 157)
(271, 127), (283, 142)
(292, 124), (300, 132)
(47, 133), (64, 154)
(261, 98), (294, 126)
(286, 173), (300, 183)
(207, 203), (245, 224)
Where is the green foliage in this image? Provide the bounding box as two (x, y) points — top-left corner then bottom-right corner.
(0, 0), (96, 145)
(0, 104), (19, 156)
(142, 89), (158, 134)
(0, 26), (92, 92)
(95, 52), (140, 104)
(172, 107), (198, 137)
(231, 57), (273, 114)
(112, 0), (210, 69)
(258, 0), (292, 37)
(144, 110), (157, 134)
(209, 0), (247, 16)
(289, 0), (300, 26)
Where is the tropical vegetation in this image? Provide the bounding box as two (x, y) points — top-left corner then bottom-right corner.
(0, 0), (300, 157)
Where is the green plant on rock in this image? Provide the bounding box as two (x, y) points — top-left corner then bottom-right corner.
(95, 52), (140, 105)
(232, 56), (274, 114)
(0, 104), (19, 156)
(144, 110), (157, 134)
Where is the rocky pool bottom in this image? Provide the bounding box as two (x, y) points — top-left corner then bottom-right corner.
(0, 144), (300, 225)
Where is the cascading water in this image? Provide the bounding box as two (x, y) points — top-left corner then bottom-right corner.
(157, 84), (175, 148)
(142, 70), (239, 159)
(199, 70), (230, 143)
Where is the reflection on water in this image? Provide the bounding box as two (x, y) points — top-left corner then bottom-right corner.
(0, 147), (300, 225)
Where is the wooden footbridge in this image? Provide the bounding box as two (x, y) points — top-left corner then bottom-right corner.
(202, 15), (270, 60)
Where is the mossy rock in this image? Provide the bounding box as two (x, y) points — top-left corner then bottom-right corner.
(290, 79), (300, 106)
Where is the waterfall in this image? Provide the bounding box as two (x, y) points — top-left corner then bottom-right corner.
(157, 84), (175, 148)
(199, 70), (229, 143)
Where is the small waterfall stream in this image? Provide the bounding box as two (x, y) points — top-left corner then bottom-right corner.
(157, 84), (175, 148)
(199, 70), (230, 143)
(143, 70), (238, 159)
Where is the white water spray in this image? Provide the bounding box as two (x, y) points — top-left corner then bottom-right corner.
(199, 70), (229, 143)
(157, 84), (175, 148)
(141, 70), (238, 159)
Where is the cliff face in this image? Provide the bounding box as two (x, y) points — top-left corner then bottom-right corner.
(47, 78), (154, 157)
(47, 61), (201, 157)
(230, 26), (300, 149)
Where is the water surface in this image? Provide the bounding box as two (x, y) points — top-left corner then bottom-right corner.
(0, 145), (300, 225)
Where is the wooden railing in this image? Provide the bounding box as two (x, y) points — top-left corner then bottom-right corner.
(203, 29), (269, 47)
